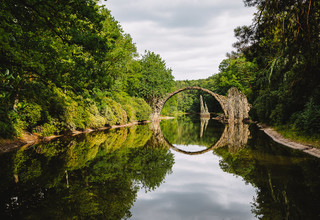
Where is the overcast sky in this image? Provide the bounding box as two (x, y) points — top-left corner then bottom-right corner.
(103, 0), (256, 80)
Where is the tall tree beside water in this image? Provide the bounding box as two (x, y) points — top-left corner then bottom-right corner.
(134, 51), (175, 105)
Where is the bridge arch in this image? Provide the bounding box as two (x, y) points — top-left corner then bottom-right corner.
(152, 87), (229, 119)
(151, 87), (251, 122)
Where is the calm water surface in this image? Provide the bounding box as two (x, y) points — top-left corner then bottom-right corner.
(0, 115), (320, 219)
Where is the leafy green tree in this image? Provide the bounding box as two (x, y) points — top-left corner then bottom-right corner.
(136, 51), (174, 105)
(214, 56), (258, 99)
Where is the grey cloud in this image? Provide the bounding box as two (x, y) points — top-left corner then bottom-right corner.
(104, 0), (256, 80)
(131, 191), (255, 220)
(105, 0), (252, 29)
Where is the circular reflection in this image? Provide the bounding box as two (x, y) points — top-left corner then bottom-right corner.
(152, 116), (250, 155)
(159, 117), (226, 155)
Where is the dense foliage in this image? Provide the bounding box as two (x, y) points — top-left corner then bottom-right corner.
(0, 0), (174, 138)
(234, 0), (320, 135)
(1, 0), (319, 139)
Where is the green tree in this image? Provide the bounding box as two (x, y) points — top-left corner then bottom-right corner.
(214, 55), (258, 99)
(136, 51), (174, 104)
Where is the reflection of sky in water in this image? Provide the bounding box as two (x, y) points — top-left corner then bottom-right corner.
(130, 145), (256, 220)
(173, 144), (208, 152)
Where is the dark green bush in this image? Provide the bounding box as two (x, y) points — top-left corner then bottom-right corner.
(0, 121), (15, 138)
(36, 123), (59, 137)
(0, 82), (152, 138)
(112, 93), (137, 122)
(122, 104), (136, 122)
(111, 93), (151, 122)
(17, 101), (42, 130)
(100, 97), (127, 125)
(293, 98), (320, 135)
(132, 97), (151, 121)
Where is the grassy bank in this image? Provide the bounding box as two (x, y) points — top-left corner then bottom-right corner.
(274, 125), (320, 148)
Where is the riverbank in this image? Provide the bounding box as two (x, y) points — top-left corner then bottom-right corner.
(258, 124), (320, 158)
(3, 118), (320, 159)
(0, 121), (150, 154)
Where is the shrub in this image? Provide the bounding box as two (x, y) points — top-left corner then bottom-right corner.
(36, 123), (59, 137)
(101, 103), (117, 125)
(100, 98), (127, 125)
(49, 86), (92, 130)
(251, 91), (278, 123)
(294, 98), (320, 135)
(11, 118), (27, 137)
(0, 121), (15, 138)
(132, 97), (151, 121)
(88, 104), (107, 128)
(122, 104), (136, 122)
(1, 82), (152, 139)
(17, 101), (42, 130)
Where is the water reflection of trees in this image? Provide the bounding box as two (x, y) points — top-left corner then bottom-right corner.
(214, 127), (320, 219)
(2, 120), (319, 219)
(0, 125), (174, 219)
(159, 115), (320, 218)
(160, 115), (224, 147)
(158, 115), (251, 155)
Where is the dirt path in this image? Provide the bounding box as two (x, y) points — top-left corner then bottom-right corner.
(259, 125), (320, 158)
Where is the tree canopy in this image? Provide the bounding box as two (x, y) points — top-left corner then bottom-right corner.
(234, 0), (320, 134)
(135, 51), (174, 104)
(0, 0), (174, 138)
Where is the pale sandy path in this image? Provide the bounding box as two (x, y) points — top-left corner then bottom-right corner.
(259, 125), (320, 158)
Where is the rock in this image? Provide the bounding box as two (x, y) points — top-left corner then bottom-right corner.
(226, 87), (251, 123)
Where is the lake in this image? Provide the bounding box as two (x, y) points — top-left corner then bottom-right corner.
(0, 115), (320, 219)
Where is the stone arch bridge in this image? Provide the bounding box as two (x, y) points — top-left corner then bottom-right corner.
(151, 87), (251, 122)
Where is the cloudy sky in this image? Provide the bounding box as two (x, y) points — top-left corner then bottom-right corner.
(103, 0), (256, 80)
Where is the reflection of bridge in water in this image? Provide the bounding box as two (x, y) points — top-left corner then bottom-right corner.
(151, 120), (250, 155)
(200, 117), (209, 138)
